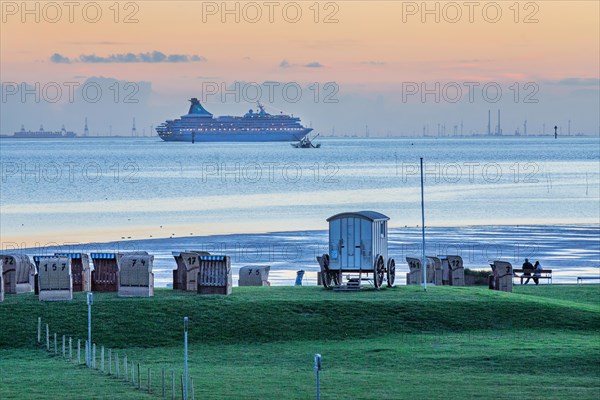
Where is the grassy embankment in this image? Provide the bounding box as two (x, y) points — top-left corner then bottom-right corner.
(1, 285), (598, 399)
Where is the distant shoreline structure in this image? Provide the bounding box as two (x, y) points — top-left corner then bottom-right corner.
(10, 124), (76, 139)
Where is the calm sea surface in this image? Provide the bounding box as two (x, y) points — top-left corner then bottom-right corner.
(1, 136), (599, 245)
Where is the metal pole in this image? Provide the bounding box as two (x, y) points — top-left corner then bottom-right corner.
(314, 354), (321, 400)
(87, 292), (93, 368)
(420, 157), (427, 291)
(184, 317), (189, 400)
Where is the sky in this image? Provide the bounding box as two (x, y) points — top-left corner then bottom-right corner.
(1, 0), (599, 136)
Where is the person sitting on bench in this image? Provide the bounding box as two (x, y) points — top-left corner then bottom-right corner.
(522, 259), (534, 284)
(533, 261), (543, 285)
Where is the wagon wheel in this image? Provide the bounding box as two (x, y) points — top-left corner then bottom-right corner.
(386, 258), (396, 287)
(373, 255), (385, 289)
(320, 254), (333, 289)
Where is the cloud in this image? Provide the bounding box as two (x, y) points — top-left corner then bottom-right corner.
(550, 78), (600, 86)
(50, 53), (71, 64)
(304, 62), (324, 68)
(50, 51), (207, 64)
(360, 61), (386, 66)
(279, 59), (291, 68)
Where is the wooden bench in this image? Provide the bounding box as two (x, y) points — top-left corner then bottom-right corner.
(577, 276), (600, 285)
(513, 269), (552, 284)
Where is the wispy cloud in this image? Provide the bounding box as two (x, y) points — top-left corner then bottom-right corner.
(549, 78), (600, 86)
(304, 61), (324, 68)
(360, 61), (386, 66)
(50, 51), (207, 64)
(279, 59), (291, 68)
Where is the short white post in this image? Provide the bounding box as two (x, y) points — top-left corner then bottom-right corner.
(101, 346), (105, 371)
(37, 317), (41, 345)
(45, 324), (49, 351)
(77, 339), (81, 364)
(86, 293), (93, 368)
(62, 335), (65, 358)
(315, 354), (322, 400)
(69, 337), (72, 360)
(124, 354), (128, 380)
(54, 333), (57, 355)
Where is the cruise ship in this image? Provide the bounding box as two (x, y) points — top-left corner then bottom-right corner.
(156, 98), (312, 142)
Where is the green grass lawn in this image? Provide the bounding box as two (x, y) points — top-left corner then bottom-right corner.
(1, 285), (598, 399)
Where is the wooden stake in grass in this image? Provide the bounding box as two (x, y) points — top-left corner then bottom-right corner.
(69, 337), (72, 360)
(124, 354), (128, 381)
(37, 317), (41, 345)
(108, 349), (112, 375)
(54, 333), (57, 355)
(77, 339), (81, 364)
(45, 324), (49, 351)
(101, 346), (105, 372)
(92, 344), (96, 369)
(162, 368), (165, 399)
(116, 353), (120, 379)
(131, 361), (135, 385)
(62, 335), (65, 358)
(85, 340), (88, 364)
(171, 370), (175, 400)
(180, 375), (184, 399)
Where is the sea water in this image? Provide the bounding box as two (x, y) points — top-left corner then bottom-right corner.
(1, 136), (598, 284)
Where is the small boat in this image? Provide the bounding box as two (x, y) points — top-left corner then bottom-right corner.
(291, 133), (321, 148)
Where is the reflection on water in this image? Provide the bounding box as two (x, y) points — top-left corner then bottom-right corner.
(1, 137), (599, 244)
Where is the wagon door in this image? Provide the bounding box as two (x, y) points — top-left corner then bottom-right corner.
(329, 220), (341, 270)
(342, 217), (362, 270)
(346, 218), (358, 269)
(341, 218), (350, 269)
(361, 219), (372, 271)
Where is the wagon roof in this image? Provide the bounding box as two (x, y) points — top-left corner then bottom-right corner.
(327, 211), (390, 222)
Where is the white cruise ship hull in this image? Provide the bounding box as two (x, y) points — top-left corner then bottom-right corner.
(158, 129), (312, 143)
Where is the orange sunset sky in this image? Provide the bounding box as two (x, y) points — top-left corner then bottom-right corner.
(1, 1), (599, 135)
